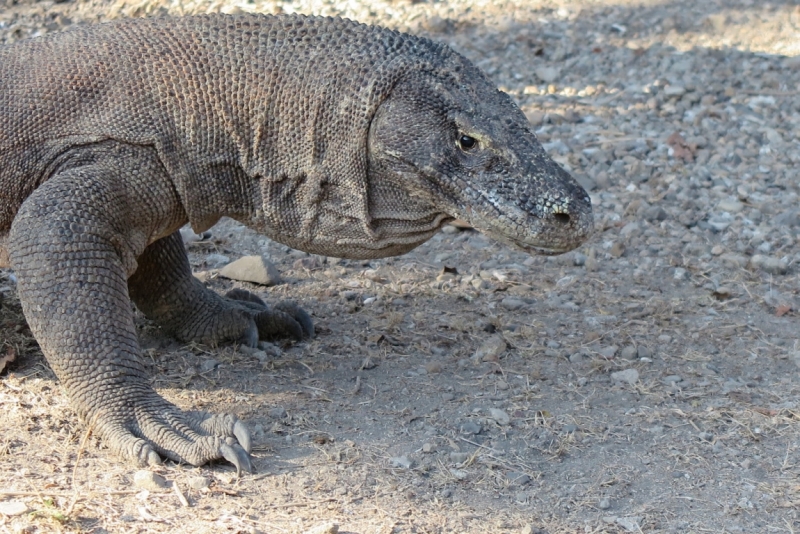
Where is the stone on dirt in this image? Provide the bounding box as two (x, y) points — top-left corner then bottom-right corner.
(219, 255), (283, 285)
(611, 369), (639, 385)
(133, 470), (170, 491)
(0, 500), (28, 516)
(473, 335), (506, 362)
(303, 522), (339, 534)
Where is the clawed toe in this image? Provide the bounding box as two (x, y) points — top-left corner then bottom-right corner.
(233, 420), (252, 453)
(254, 308), (305, 340)
(275, 301), (315, 338)
(219, 442), (254, 475)
(225, 288), (267, 307)
(223, 290), (314, 341)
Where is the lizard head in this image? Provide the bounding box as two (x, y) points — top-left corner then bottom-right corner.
(367, 52), (593, 256)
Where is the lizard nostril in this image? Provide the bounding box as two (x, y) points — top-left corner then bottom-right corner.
(553, 213), (570, 225)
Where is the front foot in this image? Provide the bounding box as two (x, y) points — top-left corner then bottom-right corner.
(222, 289), (315, 347)
(93, 394), (254, 474)
(162, 286), (315, 348)
(128, 232), (315, 348)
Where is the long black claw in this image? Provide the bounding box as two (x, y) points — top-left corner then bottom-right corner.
(275, 302), (315, 339)
(146, 449), (163, 467)
(220, 443), (254, 475)
(233, 420), (252, 453)
(237, 321), (260, 348)
(296, 308), (315, 338)
(254, 309), (304, 341)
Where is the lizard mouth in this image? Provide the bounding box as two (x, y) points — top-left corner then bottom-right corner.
(461, 203), (593, 257)
(492, 234), (581, 256)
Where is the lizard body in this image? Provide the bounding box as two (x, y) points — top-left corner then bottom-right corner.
(0, 14), (591, 471)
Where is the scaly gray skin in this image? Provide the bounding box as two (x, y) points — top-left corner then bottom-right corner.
(0, 14), (592, 473)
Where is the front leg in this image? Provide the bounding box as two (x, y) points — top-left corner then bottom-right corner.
(9, 148), (252, 472)
(128, 232), (313, 347)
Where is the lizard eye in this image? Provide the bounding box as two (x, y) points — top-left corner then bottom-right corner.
(458, 134), (477, 151)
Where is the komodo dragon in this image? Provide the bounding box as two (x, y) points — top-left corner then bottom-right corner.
(0, 13), (592, 473)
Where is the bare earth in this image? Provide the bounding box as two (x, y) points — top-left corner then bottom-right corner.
(2, 0), (800, 533)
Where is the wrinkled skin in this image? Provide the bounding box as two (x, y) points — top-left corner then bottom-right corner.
(0, 14), (591, 473)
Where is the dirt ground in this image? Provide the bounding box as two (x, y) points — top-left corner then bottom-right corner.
(2, 0), (800, 532)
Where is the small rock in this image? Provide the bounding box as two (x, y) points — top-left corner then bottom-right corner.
(598, 346), (618, 359)
(698, 431), (714, 442)
(293, 256), (321, 270)
(500, 297), (527, 311)
(269, 406), (287, 419)
(425, 362), (443, 374)
(616, 516), (643, 532)
(205, 253), (231, 268)
(422, 442), (434, 453)
(133, 470), (170, 491)
(637, 346), (652, 359)
(572, 252), (587, 266)
(303, 522), (339, 534)
(450, 451), (470, 463)
(473, 336), (506, 362)
(460, 420), (482, 435)
(258, 341), (282, 357)
(534, 66), (560, 83)
(611, 369), (639, 385)
(717, 199), (744, 213)
(750, 254), (788, 275)
(619, 222), (639, 238)
(569, 352), (585, 364)
(489, 408), (511, 425)
(199, 358), (220, 373)
(620, 346), (637, 360)
(449, 468), (469, 480)
(706, 215), (732, 232)
(219, 4), (243, 14)
(0, 500), (28, 516)
(389, 456), (413, 469)
(341, 290), (359, 301)
(598, 497), (611, 510)
(422, 15), (450, 33)
(188, 476), (211, 490)
(720, 253), (748, 268)
(219, 256), (282, 285)
(506, 471), (531, 486)
(663, 85), (686, 96)
(644, 206), (668, 222)
(663, 375), (682, 384)
(783, 56), (800, 69)
(772, 210), (800, 228)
